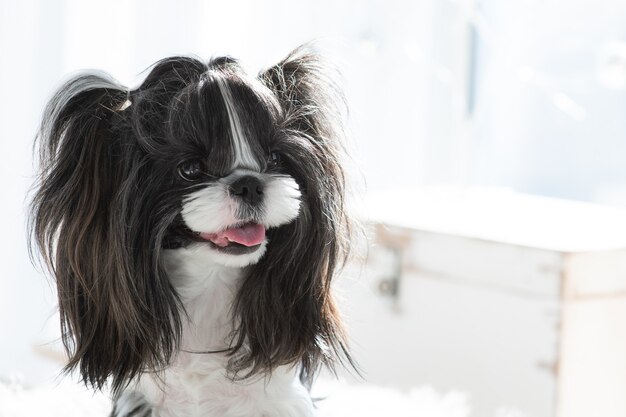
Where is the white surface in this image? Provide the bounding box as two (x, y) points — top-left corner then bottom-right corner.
(0, 378), (112, 417)
(348, 190), (626, 417)
(314, 382), (471, 417)
(364, 187), (626, 253)
(564, 251), (626, 296)
(398, 229), (562, 296)
(0, 377), (529, 417)
(338, 259), (559, 417)
(558, 297), (626, 417)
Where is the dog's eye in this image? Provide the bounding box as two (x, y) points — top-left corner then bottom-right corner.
(268, 151), (281, 168)
(177, 160), (204, 181)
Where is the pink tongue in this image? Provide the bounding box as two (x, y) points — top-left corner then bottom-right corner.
(203, 223), (266, 247)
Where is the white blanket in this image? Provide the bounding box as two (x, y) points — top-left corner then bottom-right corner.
(0, 377), (474, 417)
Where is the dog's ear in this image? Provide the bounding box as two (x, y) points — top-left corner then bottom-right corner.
(231, 46), (355, 382)
(29, 71), (184, 393)
(258, 46), (347, 143)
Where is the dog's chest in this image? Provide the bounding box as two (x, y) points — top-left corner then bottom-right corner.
(135, 356), (314, 417)
(125, 251), (315, 417)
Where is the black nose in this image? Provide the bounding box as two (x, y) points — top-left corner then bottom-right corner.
(230, 175), (264, 205)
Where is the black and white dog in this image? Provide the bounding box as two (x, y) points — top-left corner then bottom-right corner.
(30, 46), (355, 417)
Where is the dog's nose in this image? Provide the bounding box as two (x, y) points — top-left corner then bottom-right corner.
(230, 176), (264, 205)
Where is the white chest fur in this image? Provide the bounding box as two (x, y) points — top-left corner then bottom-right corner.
(122, 246), (314, 417)
(135, 359), (313, 417)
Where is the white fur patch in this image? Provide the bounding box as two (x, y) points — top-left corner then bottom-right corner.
(215, 77), (260, 171)
(181, 182), (237, 234)
(129, 252), (315, 417)
(179, 172), (301, 268)
(136, 356), (313, 417)
(262, 175), (302, 227)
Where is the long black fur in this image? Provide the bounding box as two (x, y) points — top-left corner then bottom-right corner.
(29, 45), (354, 394)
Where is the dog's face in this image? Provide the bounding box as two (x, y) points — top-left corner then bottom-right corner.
(155, 69), (302, 268)
(31, 47), (353, 393)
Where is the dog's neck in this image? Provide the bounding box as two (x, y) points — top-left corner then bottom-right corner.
(164, 247), (242, 352)
(125, 247), (314, 417)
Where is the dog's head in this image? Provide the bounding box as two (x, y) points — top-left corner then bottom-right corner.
(153, 57), (304, 268)
(30, 46), (353, 392)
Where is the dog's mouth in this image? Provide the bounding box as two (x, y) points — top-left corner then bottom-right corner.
(197, 222), (266, 254)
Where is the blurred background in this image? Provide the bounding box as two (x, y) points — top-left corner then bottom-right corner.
(2, 1), (626, 416)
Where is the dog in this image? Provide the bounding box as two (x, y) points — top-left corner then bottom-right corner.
(30, 45), (355, 417)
